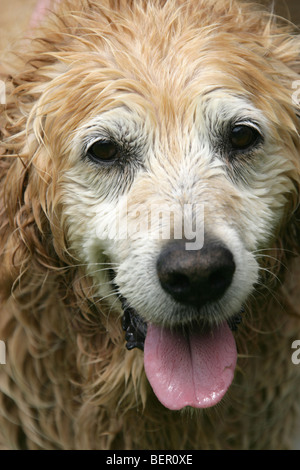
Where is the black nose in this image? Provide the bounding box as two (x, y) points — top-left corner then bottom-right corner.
(156, 239), (235, 308)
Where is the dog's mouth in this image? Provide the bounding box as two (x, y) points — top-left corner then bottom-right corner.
(116, 281), (244, 410)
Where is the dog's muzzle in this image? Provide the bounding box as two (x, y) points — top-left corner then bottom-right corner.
(116, 238), (245, 351)
(110, 236), (246, 411)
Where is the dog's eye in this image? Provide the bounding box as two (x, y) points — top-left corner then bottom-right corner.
(87, 140), (119, 164)
(229, 125), (261, 151)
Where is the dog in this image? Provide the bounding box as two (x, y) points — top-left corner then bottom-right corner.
(1, 0), (300, 450)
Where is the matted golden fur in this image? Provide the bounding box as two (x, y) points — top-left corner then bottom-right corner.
(1, 0), (300, 450)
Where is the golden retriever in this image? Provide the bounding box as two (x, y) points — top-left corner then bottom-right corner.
(1, 0), (300, 450)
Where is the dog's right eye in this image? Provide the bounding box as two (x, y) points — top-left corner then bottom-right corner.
(87, 140), (120, 164)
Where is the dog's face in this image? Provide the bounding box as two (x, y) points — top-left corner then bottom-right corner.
(26, 0), (300, 410)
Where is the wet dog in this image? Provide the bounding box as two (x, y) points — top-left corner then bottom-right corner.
(1, 0), (300, 449)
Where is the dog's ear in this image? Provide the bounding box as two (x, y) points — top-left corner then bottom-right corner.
(259, 16), (300, 258)
(0, 52), (67, 300)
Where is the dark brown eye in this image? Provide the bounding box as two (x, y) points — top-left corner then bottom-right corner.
(229, 125), (261, 151)
(87, 140), (119, 163)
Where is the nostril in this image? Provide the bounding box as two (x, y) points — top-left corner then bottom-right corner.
(209, 266), (234, 292)
(163, 272), (190, 295)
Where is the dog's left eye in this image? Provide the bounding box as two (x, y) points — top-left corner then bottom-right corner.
(229, 125), (261, 152)
(87, 140), (119, 164)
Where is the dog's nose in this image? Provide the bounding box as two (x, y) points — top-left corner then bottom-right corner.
(156, 239), (235, 308)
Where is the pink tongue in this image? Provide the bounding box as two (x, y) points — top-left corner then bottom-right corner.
(144, 322), (237, 410)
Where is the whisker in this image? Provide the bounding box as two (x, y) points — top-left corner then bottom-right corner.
(252, 247), (299, 259)
(36, 261), (119, 273)
(257, 266), (282, 285)
(253, 278), (284, 311)
(93, 291), (119, 306)
(75, 266), (118, 284)
(254, 253), (285, 265)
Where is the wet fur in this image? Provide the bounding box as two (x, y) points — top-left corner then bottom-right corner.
(1, 0), (300, 449)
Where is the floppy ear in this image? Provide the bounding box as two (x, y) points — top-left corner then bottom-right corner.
(281, 43), (300, 258)
(0, 67), (49, 274)
(249, 14), (300, 275)
(0, 136), (58, 303)
(0, 9), (77, 289)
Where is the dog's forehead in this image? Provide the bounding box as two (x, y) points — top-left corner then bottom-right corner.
(58, 56), (293, 162)
(58, 47), (277, 142)
(76, 92), (265, 142)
